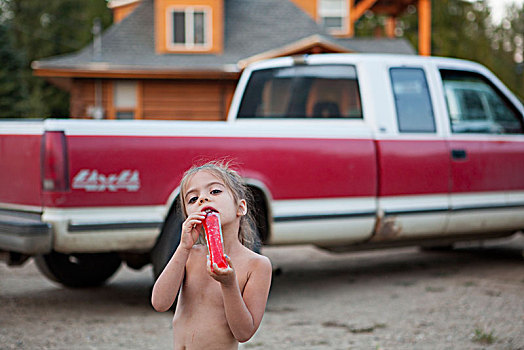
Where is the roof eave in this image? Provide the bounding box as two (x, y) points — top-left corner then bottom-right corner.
(32, 62), (241, 80)
(237, 35), (353, 69)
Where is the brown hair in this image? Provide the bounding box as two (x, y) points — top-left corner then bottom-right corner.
(179, 160), (259, 249)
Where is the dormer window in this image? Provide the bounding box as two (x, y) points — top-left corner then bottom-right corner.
(318, 0), (348, 34)
(167, 7), (211, 50)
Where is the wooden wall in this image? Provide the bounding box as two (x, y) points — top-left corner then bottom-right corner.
(70, 79), (113, 118)
(143, 79), (235, 120)
(70, 78), (237, 121)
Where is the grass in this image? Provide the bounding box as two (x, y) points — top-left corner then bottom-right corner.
(472, 328), (497, 345)
(394, 280), (417, 287)
(321, 321), (387, 334)
(425, 286), (446, 293)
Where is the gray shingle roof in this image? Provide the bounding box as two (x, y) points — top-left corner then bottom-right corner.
(335, 37), (416, 55)
(33, 0), (415, 73)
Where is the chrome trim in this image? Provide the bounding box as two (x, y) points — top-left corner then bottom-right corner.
(274, 211), (376, 222)
(68, 221), (163, 232)
(0, 209), (51, 254)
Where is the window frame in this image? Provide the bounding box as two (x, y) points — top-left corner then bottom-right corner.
(440, 69), (524, 135)
(389, 67), (437, 134)
(236, 64), (363, 120)
(166, 6), (212, 51)
(318, 0), (349, 34)
(115, 109), (136, 119)
(112, 80), (138, 120)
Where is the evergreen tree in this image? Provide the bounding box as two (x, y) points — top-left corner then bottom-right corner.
(490, 3), (523, 101)
(0, 21), (30, 117)
(0, 0), (111, 117)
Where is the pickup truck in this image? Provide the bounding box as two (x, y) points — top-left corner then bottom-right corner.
(1, 53), (523, 288)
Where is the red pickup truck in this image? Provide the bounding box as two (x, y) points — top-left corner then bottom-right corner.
(1, 54), (523, 287)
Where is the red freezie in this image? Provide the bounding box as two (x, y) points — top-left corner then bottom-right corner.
(203, 211), (229, 271)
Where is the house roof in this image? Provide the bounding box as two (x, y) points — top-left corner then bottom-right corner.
(32, 0), (416, 77)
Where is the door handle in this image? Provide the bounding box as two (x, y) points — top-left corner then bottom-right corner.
(451, 149), (467, 160)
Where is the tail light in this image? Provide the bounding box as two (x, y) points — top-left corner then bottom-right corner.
(41, 131), (70, 192)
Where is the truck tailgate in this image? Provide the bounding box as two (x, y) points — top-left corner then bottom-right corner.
(0, 121), (44, 210)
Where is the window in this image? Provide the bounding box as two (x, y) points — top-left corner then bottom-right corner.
(114, 81), (137, 119)
(318, 0), (348, 33)
(168, 7), (210, 49)
(441, 70), (523, 134)
(237, 64), (362, 119)
(390, 68), (436, 133)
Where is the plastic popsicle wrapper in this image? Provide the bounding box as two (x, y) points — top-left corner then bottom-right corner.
(203, 211), (229, 271)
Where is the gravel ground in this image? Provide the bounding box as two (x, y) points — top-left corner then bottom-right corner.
(1, 234), (523, 350)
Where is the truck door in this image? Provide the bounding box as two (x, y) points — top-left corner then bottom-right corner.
(373, 66), (450, 241)
(440, 69), (524, 235)
(234, 61), (377, 247)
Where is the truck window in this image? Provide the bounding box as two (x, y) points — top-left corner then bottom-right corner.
(237, 65), (362, 119)
(440, 69), (524, 134)
(390, 67), (436, 133)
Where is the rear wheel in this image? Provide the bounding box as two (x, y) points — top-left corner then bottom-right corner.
(34, 251), (121, 288)
(150, 204), (184, 311)
(151, 203), (184, 280)
(250, 187), (269, 253)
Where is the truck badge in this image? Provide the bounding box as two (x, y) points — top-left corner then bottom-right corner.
(72, 169), (140, 192)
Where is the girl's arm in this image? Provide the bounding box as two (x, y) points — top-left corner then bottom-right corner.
(210, 255), (272, 342)
(151, 212), (205, 312)
(151, 244), (190, 312)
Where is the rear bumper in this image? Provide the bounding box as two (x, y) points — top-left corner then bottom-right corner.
(0, 210), (52, 254)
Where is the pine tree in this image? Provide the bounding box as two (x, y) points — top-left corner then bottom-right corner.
(0, 22), (30, 117)
(0, 0), (111, 117)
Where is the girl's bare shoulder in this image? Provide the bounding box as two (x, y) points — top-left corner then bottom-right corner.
(240, 247), (272, 273)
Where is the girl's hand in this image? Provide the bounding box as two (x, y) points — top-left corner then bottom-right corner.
(207, 255), (235, 286)
(180, 212), (205, 251)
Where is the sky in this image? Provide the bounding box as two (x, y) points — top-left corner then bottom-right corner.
(486, 0), (523, 23)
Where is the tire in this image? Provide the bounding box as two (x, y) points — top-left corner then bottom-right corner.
(250, 187), (268, 254)
(34, 251), (121, 288)
(250, 220), (263, 254)
(151, 205), (184, 280)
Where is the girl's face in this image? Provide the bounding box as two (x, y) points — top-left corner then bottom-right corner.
(183, 170), (246, 226)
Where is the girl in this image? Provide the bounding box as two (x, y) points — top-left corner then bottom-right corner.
(151, 161), (272, 350)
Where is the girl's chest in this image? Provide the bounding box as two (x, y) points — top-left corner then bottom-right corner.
(184, 260), (249, 299)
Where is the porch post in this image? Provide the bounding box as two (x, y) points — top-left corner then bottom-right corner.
(418, 0), (431, 56)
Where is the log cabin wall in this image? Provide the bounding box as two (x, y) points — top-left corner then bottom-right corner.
(70, 79), (91, 118)
(70, 79), (113, 118)
(69, 78), (237, 121)
(142, 79), (236, 120)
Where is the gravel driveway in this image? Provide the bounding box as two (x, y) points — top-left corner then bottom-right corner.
(1, 234), (523, 349)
